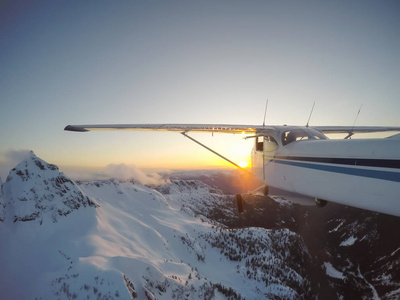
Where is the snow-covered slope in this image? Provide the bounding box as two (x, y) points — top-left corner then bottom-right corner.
(0, 153), (311, 299)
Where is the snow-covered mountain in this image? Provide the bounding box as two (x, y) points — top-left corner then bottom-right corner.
(0, 176), (4, 222)
(0, 152), (314, 299)
(1, 152), (399, 299)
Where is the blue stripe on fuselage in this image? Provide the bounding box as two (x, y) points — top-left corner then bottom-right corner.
(273, 159), (400, 183)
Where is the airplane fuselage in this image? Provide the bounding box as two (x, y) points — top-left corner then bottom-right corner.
(251, 126), (400, 216)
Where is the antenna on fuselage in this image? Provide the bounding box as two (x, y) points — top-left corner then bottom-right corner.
(263, 99), (268, 127)
(306, 102), (315, 127)
(352, 105), (362, 129)
(345, 104), (363, 139)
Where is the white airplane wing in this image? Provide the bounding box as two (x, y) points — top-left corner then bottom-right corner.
(65, 124), (400, 136)
(64, 124), (271, 134)
(314, 126), (400, 134)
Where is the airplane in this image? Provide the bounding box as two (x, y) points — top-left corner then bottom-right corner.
(64, 123), (400, 217)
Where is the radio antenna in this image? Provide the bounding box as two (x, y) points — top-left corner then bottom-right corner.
(345, 104), (363, 139)
(263, 99), (268, 127)
(306, 102), (315, 127)
(352, 105), (362, 129)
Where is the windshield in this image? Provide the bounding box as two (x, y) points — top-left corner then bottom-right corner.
(282, 128), (327, 146)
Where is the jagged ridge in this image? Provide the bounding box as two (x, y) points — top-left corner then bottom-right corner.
(2, 151), (97, 224)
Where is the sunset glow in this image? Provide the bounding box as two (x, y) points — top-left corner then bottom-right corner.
(239, 161), (249, 168)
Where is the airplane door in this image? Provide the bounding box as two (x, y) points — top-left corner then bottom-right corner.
(263, 136), (279, 181)
(252, 135), (279, 181)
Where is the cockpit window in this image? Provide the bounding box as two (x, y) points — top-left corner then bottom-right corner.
(282, 129), (309, 145)
(306, 128), (328, 140)
(282, 128), (327, 146)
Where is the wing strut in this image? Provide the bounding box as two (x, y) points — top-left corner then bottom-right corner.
(181, 132), (252, 175)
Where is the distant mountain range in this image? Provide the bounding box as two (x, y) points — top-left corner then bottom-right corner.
(0, 152), (399, 299)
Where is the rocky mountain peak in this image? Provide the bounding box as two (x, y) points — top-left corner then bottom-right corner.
(0, 176), (4, 222)
(2, 151), (97, 224)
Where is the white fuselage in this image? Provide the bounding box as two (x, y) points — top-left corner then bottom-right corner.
(251, 126), (400, 217)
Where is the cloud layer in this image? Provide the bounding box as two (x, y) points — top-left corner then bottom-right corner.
(105, 163), (169, 186)
(0, 150), (169, 187)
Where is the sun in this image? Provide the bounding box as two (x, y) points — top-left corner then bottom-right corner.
(238, 161), (248, 168)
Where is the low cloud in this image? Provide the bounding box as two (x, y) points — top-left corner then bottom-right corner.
(5, 149), (31, 162)
(0, 151), (169, 187)
(0, 149), (32, 180)
(105, 164), (169, 186)
(61, 166), (170, 186)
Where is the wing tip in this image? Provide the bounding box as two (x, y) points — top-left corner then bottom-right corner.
(64, 125), (89, 132)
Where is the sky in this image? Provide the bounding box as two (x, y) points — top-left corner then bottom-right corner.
(1, 0), (400, 180)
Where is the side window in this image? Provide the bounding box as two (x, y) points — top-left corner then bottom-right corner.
(282, 130), (310, 146)
(256, 136), (263, 151)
